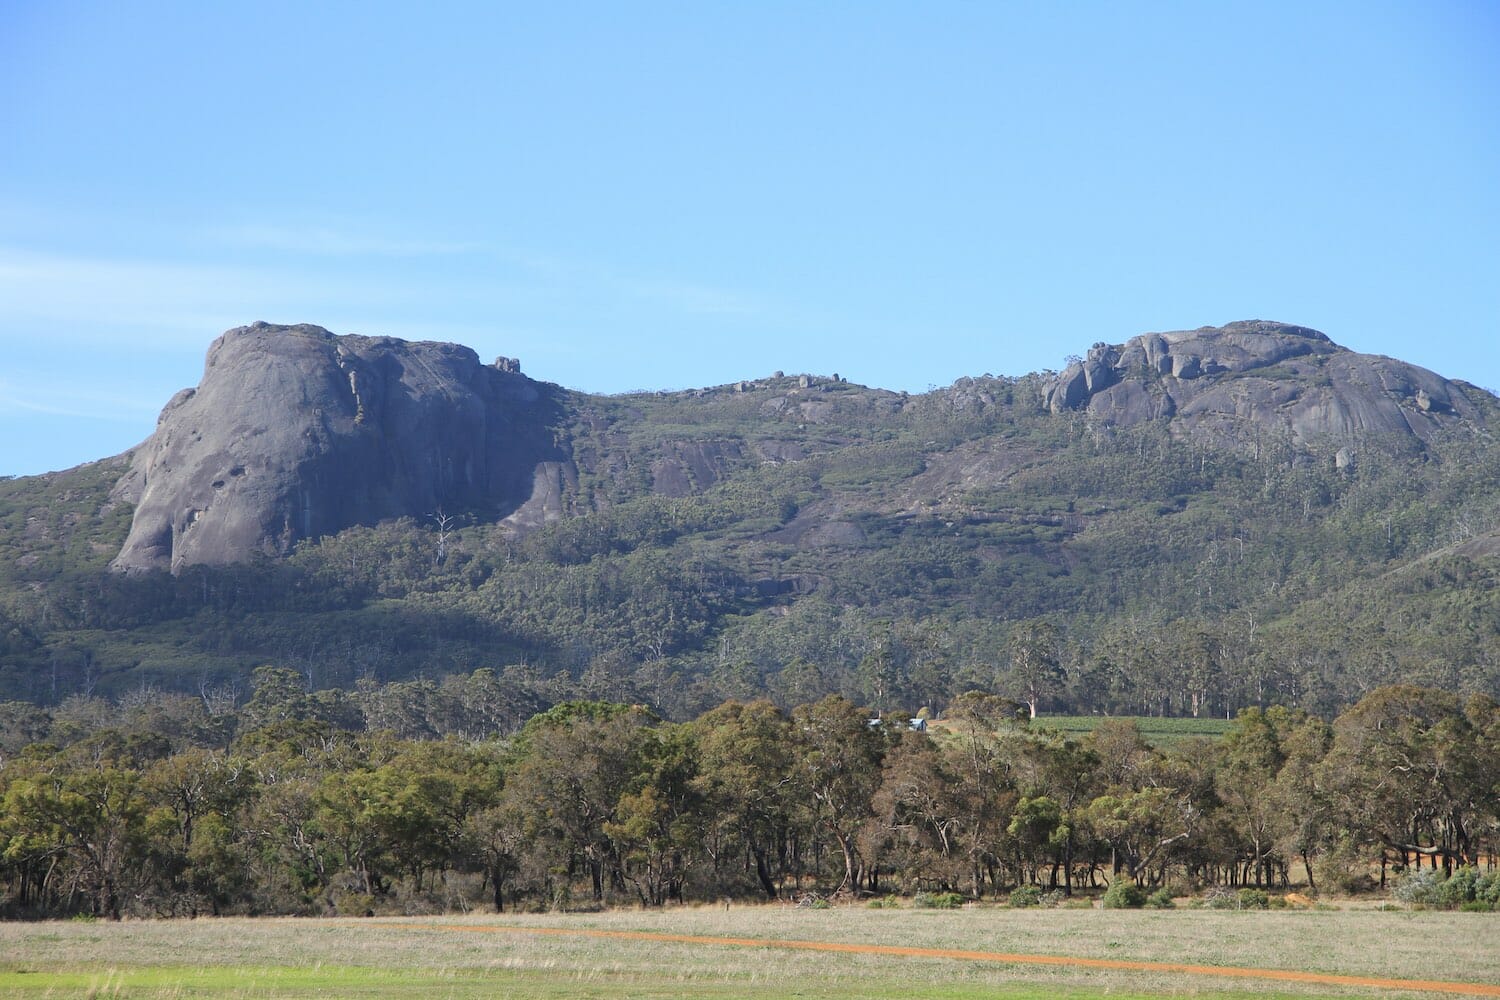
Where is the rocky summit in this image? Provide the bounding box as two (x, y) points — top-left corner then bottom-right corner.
(111, 323), (566, 573)
(1041, 320), (1483, 448)
(108, 320), (1489, 574)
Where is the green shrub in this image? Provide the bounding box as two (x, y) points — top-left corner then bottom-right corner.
(1393, 868), (1443, 907)
(913, 891), (965, 909)
(1145, 887), (1175, 909)
(1102, 881), (1146, 909)
(1009, 885), (1042, 908)
(344, 893), (402, 916)
(866, 895), (901, 909)
(1236, 888), (1269, 910)
(1436, 866), (1479, 908)
(1393, 865), (1500, 910)
(1200, 887), (1272, 910)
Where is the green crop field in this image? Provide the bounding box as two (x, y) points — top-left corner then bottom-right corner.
(1, 906), (1496, 999)
(1032, 715), (1234, 745)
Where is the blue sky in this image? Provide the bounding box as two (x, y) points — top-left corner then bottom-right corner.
(3, 1), (1497, 476)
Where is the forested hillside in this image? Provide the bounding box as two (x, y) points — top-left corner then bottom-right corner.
(3, 322), (1500, 721)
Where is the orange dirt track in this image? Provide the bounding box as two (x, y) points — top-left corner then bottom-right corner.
(392, 922), (1500, 997)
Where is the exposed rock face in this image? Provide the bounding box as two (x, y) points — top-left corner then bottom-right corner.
(650, 441), (744, 498)
(1041, 321), (1484, 447)
(111, 319), (1488, 574)
(111, 324), (565, 573)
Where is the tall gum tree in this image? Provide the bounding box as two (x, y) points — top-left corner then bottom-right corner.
(793, 695), (884, 894)
(690, 700), (798, 899)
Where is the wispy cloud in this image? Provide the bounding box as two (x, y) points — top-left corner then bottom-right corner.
(213, 224), (482, 258)
(0, 246), (425, 342)
(0, 239), (774, 375)
(0, 377), (161, 422)
(0, 249), (271, 336)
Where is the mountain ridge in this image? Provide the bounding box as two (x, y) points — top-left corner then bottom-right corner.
(105, 319), (1494, 573)
(4, 318), (1498, 718)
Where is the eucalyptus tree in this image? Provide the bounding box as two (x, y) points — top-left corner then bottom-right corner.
(690, 700), (800, 899)
(1006, 620), (1063, 719)
(1321, 685), (1492, 882)
(500, 701), (654, 904)
(937, 690), (1027, 895)
(792, 695), (885, 893)
(870, 728), (966, 892)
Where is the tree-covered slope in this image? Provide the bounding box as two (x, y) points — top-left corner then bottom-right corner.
(2, 321), (1498, 719)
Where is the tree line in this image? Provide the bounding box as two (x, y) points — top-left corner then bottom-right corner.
(2, 673), (1496, 919)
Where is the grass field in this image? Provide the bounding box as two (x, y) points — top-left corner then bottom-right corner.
(1032, 714), (1234, 744)
(2, 905), (1496, 999)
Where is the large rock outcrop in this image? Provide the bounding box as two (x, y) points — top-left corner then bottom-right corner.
(110, 319), (1490, 574)
(1040, 320), (1485, 447)
(111, 323), (566, 573)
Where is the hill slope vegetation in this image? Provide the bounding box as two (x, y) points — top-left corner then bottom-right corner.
(2, 320), (1499, 719)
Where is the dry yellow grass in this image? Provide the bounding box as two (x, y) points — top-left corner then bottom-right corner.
(1, 904), (1496, 998)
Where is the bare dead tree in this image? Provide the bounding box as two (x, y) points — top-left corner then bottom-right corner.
(430, 508), (458, 566)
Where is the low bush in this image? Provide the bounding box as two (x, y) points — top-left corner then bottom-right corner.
(1392, 865), (1500, 910)
(1480, 871), (1500, 907)
(1394, 868), (1445, 907)
(1145, 887), (1175, 909)
(1102, 881), (1146, 909)
(913, 891), (965, 909)
(1236, 888), (1269, 910)
(1009, 885), (1042, 908)
(1439, 867), (1476, 907)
